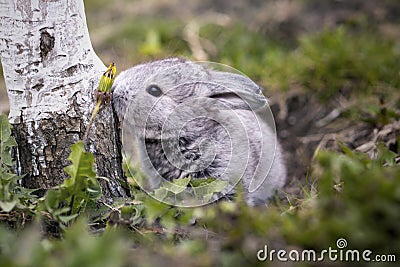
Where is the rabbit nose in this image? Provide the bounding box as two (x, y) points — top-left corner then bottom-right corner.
(184, 152), (200, 161)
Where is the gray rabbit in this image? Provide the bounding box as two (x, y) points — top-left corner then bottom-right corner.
(112, 58), (286, 206)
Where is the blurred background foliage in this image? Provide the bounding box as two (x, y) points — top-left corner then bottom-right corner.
(1, 0), (400, 266)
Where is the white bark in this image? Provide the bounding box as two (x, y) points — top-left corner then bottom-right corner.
(0, 0), (128, 199)
(0, 0), (103, 123)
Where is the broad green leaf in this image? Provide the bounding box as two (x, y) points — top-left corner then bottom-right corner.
(0, 115), (12, 143)
(44, 189), (61, 212)
(207, 180), (229, 193)
(0, 171), (17, 182)
(0, 200), (17, 212)
(0, 114), (17, 167)
(377, 142), (397, 166)
(0, 117), (37, 212)
(143, 197), (170, 222)
(63, 141), (96, 184)
(87, 180), (102, 200)
(154, 187), (168, 201)
(58, 214), (79, 224)
(192, 179), (228, 198)
(201, 193), (214, 202)
(42, 141), (101, 227)
(3, 137), (17, 148)
(189, 177), (217, 188)
(52, 207), (72, 217)
(163, 177), (191, 195)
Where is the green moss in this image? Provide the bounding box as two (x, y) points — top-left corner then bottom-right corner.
(95, 17), (191, 63)
(295, 27), (400, 100)
(196, 24), (400, 103)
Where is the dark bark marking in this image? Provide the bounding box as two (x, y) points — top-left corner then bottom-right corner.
(60, 64), (94, 78)
(32, 79), (44, 91)
(40, 30), (55, 60)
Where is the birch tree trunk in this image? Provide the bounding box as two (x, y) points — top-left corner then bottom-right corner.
(0, 0), (128, 200)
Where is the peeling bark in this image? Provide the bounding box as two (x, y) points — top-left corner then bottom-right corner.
(0, 0), (128, 201)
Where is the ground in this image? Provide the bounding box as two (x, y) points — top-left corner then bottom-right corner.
(1, 0), (399, 186)
(0, 1), (399, 266)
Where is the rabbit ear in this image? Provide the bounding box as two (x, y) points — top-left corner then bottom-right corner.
(208, 71), (267, 110)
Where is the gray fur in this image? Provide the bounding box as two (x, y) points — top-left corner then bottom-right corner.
(112, 58), (286, 206)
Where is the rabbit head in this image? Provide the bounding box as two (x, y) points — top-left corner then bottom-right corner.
(112, 58), (266, 137)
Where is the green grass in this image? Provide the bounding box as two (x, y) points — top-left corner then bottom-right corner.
(89, 16), (192, 67)
(200, 24), (400, 101)
(1, 116), (400, 266)
(1, 143), (399, 266)
(96, 16), (400, 103)
(294, 27), (400, 100)
(1, 1), (400, 266)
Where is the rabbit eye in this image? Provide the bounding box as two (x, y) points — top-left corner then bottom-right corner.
(146, 85), (162, 97)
